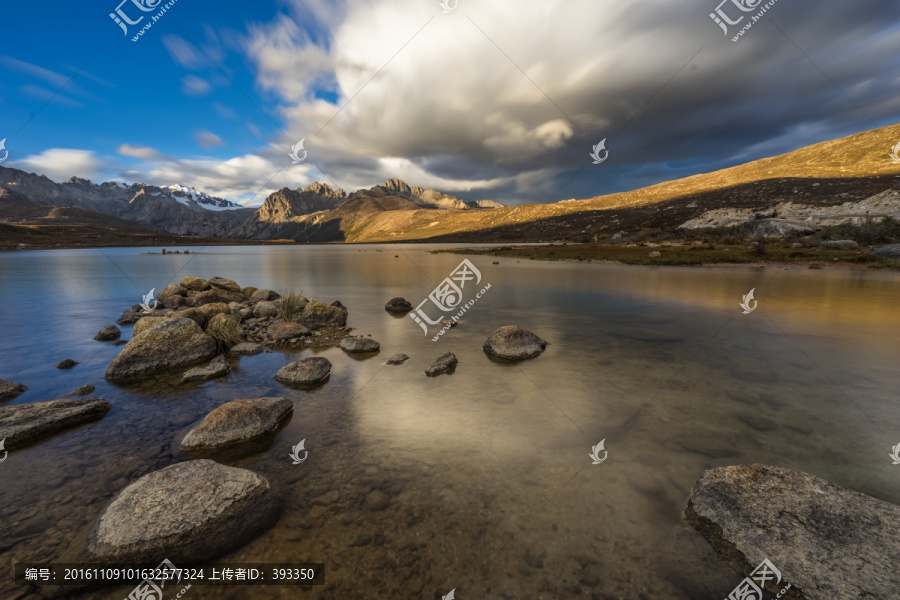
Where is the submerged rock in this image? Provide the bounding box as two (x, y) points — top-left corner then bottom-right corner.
(73, 384), (96, 396)
(338, 336), (380, 353)
(384, 297), (413, 314)
(387, 353), (409, 365)
(56, 359), (78, 369)
(94, 325), (121, 341)
(105, 318), (217, 383)
(86, 459), (280, 563)
(425, 352), (457, 377)
(483, 325), (547, 361)
(685, 464), (900, 599)
(0, 398), (111, 449)
(274, 357), (332, 386)
(229, 342), (264, 356)
(181, 397), (292, 451)
(0, 379), (27, 402)
(181, 356), (230, 384)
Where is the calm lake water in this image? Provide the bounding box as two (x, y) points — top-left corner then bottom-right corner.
(1, 244), (900, 599)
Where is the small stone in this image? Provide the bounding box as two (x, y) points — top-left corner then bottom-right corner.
(56, 359), (78, 369)
(180, 356), (230, 384)
(229, 342), (263, 356)
(649, 251), (661, 258)
(338, 336), (381, 353)
(0, 379), (27, 402)
(274, 357), (332, 387)
(73, 385), (95, 396)
(524, 553), (544, 569)
(387, 353), (409, 365)
(483, 326), (547, 361)
(384, 297), (413, 314)
(349, 535), (372, 547)
(425, 352), (457, 377)
(94, 325), (121, 341)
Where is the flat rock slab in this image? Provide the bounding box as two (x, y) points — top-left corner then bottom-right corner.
(425, 352), (457, 377)
(0, 398), (111, 450)
(181, 397), (292, 451)
(338, 336), (380, 353)
(229, 342), (264, 356)
(268, 321), (310, 342)
(275, 357), (332, 387)
(106, 318), (217, 383)
(87, 459), (280, 564)
(181, 356), (230, 384)
(0, 379), (27, 402)
(483, 325), (547, 361)
(686, 464), (900, 599)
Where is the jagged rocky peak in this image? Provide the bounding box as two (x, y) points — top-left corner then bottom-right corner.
(305, 182), (346, 199)
(381, 178), (425, 198)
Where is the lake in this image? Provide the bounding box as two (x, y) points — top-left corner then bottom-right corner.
(2, 244), (899, 599)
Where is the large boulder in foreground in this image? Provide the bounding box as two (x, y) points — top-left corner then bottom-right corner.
(274, 357), (332, 387)
(0, 398), (110, 449)
(181, 397), (292, 451)
(106, 318), (217, 382)
(0, 379), (27, 402)
(685, 464), (900, 599)
(483, 326), (547, 361)
(87, 460), (280, 563)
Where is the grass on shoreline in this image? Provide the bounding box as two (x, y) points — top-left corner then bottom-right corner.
(441, 243), (900, 269)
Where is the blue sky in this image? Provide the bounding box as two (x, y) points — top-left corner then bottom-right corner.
(2, 0), (900, 206)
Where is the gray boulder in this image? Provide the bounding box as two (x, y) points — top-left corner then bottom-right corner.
(195, 288), (245, 305)
(0, 398), (111, 449)
(338, 336), (380, 353)
(181, 397), (292, 451)
(384, 297), (413, 313)
(180, 356), (230, 384)
(86, 460), (280, 564)
(0, 379), (27, 402)
(748, 219), (814, 237)
(167, 308), (206, 327)
(818, 240), (859, 250)
(425, 352), (457, 377)
(208, 276), (241, 293)
(94, 325), (122, 341)
(274, 357), (332, 386)
(253, 301), (279, 319)
(106, 318), (218, 383)
(869, 244), (900, 259)
(156, 283), (189, 308)
(686, 464), (900, 599)
(133, 317), (166, 336)
(387, 353), (409, 365)
(483, 325), (547, 361)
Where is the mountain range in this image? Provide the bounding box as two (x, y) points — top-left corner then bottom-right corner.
(1, 122), (899, 247)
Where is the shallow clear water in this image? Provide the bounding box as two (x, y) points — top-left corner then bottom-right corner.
(1, 244), (899, 599)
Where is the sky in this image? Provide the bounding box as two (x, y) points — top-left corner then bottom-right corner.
(1, 0), (899, 207)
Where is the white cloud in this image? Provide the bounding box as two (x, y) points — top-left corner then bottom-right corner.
(181, 75), (211, 96)
(15, 149), (102, 182)
(194, 130), (225, 149)
(117, 144), (164, 160)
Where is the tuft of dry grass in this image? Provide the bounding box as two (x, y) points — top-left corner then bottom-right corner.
(206, 313), (243, 351)
(278, 291), (304, 322)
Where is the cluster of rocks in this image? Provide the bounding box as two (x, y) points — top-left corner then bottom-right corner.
(114, 275), (350, 348)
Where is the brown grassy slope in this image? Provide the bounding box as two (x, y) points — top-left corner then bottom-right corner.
(339, 122), (900, 242)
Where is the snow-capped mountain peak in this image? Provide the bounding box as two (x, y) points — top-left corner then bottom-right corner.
(165, 184), (242, 211)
